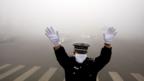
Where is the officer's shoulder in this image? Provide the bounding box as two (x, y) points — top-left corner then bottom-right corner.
(69, 56), (75, 60)
(86, 57), (95, 62)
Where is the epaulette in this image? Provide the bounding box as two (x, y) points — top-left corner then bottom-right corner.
(86, 57), (95, 63)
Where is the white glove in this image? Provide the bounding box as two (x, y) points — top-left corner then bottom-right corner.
(45, 26), (61, 46)
(103, 27), (117, 44)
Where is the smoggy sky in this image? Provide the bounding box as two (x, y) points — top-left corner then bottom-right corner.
(0, 0), (144, 42)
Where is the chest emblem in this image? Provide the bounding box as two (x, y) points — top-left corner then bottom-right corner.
(73, 66), (82, 70)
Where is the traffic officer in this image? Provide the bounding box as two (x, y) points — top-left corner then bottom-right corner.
(45, 26), (117, 81)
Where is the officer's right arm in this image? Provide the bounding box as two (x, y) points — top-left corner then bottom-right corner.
(54, 45), (69, 68)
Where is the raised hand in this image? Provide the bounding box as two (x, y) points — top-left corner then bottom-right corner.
(103, 27), (117, 44)
(45, 26), (61, 46)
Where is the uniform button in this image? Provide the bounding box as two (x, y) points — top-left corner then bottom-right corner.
(73, 72), (76, 75)
(89, 74), (92, 77)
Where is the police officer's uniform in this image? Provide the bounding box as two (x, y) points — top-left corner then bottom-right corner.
(54, 43), (112, 81)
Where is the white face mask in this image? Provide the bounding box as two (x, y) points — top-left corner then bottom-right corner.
(75, 53), (87, 63)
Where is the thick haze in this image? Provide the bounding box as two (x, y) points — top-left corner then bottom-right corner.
(0, 0), (144, 42)
(0, 0), (144, 74)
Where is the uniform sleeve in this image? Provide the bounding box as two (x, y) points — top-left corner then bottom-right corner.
(94, 46), (112, 71)
(54, 46), (69, 68)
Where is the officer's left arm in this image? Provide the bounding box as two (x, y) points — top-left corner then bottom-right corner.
(94, 43), (112, 71)
(94, 27), (117, 70)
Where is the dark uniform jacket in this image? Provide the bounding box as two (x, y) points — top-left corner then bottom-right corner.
(54, 46), (112, 81)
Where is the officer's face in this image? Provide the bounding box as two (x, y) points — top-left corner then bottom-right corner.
(73, 51), (87, 55)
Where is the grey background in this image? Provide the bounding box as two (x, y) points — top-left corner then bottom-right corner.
(0, 0), (144, 81)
